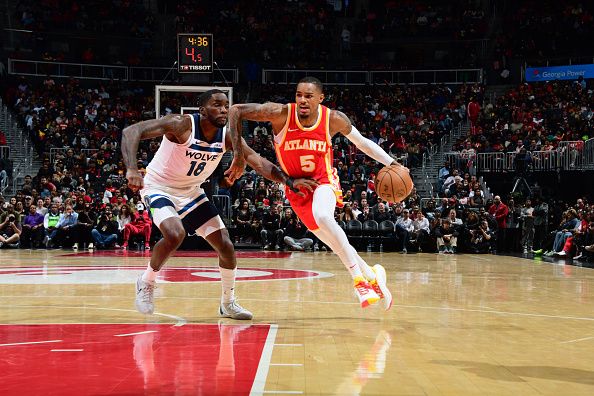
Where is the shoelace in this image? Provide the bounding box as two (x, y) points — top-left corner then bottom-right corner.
(370, 280), (384, 298)
(226, 300), (244, 313)
(140, 283), (156, 303)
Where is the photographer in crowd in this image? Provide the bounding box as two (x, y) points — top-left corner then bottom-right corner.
(91, 208), (119, 249)
(0, 209), (22, 248)
(469, 220), (494, 253)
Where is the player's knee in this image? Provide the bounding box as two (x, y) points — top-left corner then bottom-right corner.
(218, 237), (235, 258)
(314, 212), (334, 229)
(163, 226), (185, 246)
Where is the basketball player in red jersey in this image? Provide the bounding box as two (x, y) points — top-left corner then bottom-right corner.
(225, 77), (407, 310)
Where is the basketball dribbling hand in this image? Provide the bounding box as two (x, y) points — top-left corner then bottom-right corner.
(291, 178), (319, 197)
(225, 155), (246, 183)
(126, 169), (144, 192)
(390, 160), (410, 173)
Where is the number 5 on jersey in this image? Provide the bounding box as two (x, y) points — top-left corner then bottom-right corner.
(300, 155), (315, 172)
(187, 161), (206, 176)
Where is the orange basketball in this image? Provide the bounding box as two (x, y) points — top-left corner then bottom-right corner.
(374, 165), (414, 203)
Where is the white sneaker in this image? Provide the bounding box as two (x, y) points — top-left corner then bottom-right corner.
(72, 243), (78, 250)
(88, 243), (94, 250)
(369, 264), (393, 311)
(219, 299), (253, 320)
(353, 276), (380, 308)
(135, 275), (156, 314)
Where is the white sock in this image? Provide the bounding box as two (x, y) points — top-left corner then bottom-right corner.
(346, 262), (364, 279)
(312, 227), (365, 280)
(142, 263), (159, 282)
(356, 257), (376, 281)
(219, 267), (236, 303)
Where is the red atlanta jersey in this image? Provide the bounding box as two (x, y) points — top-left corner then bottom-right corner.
(274, 103), (343, 204)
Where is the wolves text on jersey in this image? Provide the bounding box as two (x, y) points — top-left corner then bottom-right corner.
(185, 151), (220, 161)
(283, 139), (327, 152)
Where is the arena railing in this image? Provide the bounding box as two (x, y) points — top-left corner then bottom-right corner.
(584, 138), (594, 170)
(0, 176), (7, 195)
(9, 59), (128, 80)
(445, 149), (577, 172)
(369, 69), (483, 85)
(212, 195), (232, 224)
(557, 141), (586, 170)
(529, 150), (558, 171)
(8, 59), (239, 83)
(129, 67), (239, 84)
(476, 152), (514, 172)
(262, 68), (483, 85)
(262, 69), (369, 85)
(0, 146), (9, 159)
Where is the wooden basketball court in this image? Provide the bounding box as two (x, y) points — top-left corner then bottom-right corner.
(1, 249), (593, 395)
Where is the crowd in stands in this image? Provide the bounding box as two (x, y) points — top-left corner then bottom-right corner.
(257, 83), (482, 168)
(360, 0), (487, 41)
(448, 79), (592, 172)
(15, 0), (155, 38)
(1, 72), (482, 253)
(6, 74), (480, 176)
(428, 158), (594, 259)
(495, 0), (594, 64)
(9, 0), (492, 70)
(174, 0), (337, 68)
(9, 0), (594, 82)
(1, 73), (592, 260)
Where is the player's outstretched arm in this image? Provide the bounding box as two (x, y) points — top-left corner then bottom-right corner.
(121, 114), (190, 191)
(226, 102), (287, 182)
(225, 135), (318, 196)
(332, 110), (405, 169)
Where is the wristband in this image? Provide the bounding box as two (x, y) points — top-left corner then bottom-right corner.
(286, 177), (300, 193)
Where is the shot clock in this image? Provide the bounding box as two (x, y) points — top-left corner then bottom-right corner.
(177, 33), (213, 73)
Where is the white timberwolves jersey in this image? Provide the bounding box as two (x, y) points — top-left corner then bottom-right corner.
(144, 114), (226, 189)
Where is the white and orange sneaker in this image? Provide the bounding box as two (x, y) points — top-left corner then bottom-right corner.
(353, 276), (380, 308)
(369, 264), (393, 311)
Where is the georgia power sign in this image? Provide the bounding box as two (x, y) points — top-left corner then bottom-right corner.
(526, 63), (594, 82)
(0, 266), (333, 284)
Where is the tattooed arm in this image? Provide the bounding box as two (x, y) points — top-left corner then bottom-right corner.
(121, 114), (191, 191)
(223, 133), (318, 196)
(225, 102), (288, 182)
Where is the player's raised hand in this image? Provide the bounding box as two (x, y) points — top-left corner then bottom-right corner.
(126, 169), (144, 192)
(225, 154), (246, 182)
(291, 178), (319, 197)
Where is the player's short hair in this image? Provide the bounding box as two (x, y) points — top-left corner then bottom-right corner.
(197, 89), (227, 107)
(297, 77), (323, 93)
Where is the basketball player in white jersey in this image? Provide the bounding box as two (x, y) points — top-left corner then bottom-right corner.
(122, 89), (317, 319)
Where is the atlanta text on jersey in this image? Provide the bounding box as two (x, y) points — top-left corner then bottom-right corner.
(283, 139), (328, 152)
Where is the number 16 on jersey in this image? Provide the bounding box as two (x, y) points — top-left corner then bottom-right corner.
(187, 161), (206, 176)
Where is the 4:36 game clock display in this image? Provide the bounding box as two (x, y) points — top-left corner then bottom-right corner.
(177, 33), (213, 73)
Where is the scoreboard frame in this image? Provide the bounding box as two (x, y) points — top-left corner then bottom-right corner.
(177, 33), (213, 74)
